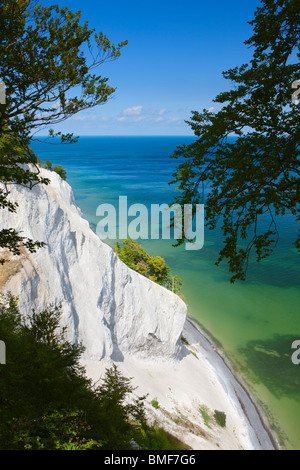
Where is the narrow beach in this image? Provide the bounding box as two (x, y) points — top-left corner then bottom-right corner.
(183, 317), (280, 450)
(91, 314), (281, 451)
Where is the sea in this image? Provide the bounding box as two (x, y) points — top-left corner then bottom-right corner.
(30, 135), (300, 450)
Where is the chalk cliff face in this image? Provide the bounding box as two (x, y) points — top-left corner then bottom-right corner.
(0, 168), (186, 363)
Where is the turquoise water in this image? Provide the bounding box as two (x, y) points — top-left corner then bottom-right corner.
(31, 136), (300, 450)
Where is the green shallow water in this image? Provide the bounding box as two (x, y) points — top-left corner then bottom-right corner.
(31, 136), (300, 450)
(133, 232), (300, 449)
(137, 236), (300, 449)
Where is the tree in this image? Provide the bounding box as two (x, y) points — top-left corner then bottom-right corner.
(0, 295), (96, 448)
(94, 364), (148, 450)
(0, 295), (142, 450)
(37, 158), (67, 180)
(169, 0), (300, 282)
(52, 165), (67, 180)
(0, 294), (187, 450)
(0, 0), (127, 262)
(10, 410), (102, 450)
(0, 132), (49, 263)
(0, 0), (127, 144)
(115, 239), (183, 294)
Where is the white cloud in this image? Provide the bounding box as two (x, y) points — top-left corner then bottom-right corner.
(73, 113), (99, 121)
(122, 105), (143, 116)
(168, 117), (182, 122)
(113, 106), (188, 130)
(51, 101), (61, 111)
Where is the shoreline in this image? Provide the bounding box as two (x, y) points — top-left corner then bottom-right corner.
(183, 316), (281, 451)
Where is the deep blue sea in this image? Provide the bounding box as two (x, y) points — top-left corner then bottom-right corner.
(30, 136), (300, 450)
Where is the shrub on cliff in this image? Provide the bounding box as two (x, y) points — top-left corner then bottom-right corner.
(40, 159), (67, 180)
(115, 239), (183, 294)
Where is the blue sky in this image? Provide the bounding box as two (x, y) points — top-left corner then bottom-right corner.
(41, 0), (262, 136)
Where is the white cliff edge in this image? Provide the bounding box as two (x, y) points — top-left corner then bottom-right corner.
(0, 168), (277, 450)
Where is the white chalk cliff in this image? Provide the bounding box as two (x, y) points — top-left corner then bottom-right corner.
(0, 168), (277, 450)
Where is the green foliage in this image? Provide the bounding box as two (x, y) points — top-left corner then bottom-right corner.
(199, 406), (212, 428)
(0, 0), (127, 145)
(39, 159), (67, 180)
(199, 406), (226, 429)
(52, 165), (67, 181)
(139, 426), (187, 450)
(11, 410), (101, 450)
(181, 336), (189, 346)
(214, 410), (226, 428)
(115, 239), (183, 294)
(0, 131), (48, 264)
(0, 0), (126, 261)
(191, 351), (199, 360)
(0, 297), (90, 448)
(93, 364), (148, 450)
(151, 397), (159, 409)
(0, 294), (181, 450)
(169, 0), (300, 282)
(44, 160), (52, 170)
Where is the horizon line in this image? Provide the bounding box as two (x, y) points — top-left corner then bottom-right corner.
(33, 134), (196, 138)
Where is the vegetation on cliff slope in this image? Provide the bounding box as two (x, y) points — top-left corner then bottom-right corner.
(0, 294), (185, 450)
